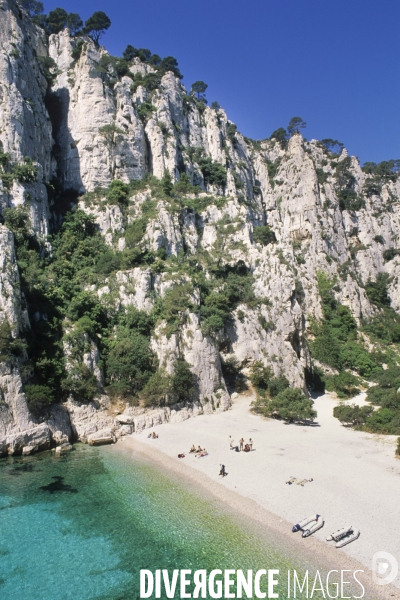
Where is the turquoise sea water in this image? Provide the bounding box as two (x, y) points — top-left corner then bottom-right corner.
(0, 444), (357, 600)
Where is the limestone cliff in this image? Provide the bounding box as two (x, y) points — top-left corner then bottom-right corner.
(0, 0), (399, 455)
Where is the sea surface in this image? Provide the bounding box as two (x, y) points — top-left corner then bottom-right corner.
(0, 444), (348, 599)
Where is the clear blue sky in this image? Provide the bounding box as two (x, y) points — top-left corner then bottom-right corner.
(42, 0), (399, 164)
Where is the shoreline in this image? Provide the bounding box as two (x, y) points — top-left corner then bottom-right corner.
(117, 436), (393, 599)
(115, 392), (400, 599)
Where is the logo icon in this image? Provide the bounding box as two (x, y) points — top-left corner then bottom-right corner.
(372, 551), (398, 586)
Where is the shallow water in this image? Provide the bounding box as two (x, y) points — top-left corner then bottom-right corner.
(0, 444), (357, 599)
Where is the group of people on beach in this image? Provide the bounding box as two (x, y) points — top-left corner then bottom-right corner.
(229, 436), (253, 452)
(178, 445), (209, 459)
(189, 445), (208, 458)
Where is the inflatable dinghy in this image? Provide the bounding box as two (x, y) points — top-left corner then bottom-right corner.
(292, 514), (324, 537)
(302, 515), (324, 538)
(326, 526), (352, 542)
(335, 528), (360, 548)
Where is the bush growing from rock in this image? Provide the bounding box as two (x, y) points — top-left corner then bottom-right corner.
(253, 225), (276, 246)
(107, 179), (129, 205)
(25, 384), (54, 413)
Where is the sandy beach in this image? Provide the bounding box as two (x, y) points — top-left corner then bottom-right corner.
(119, 391), (400, 597)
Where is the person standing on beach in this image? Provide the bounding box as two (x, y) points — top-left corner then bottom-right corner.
(239, 438), (244, 451)
(249, 438), (253, 451)
(229, 436), (234, 450)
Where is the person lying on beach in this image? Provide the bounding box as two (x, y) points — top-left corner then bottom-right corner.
(196, 450), (208, 457)
(189, 445), (196, 453)
(178, 453), (185, 458)
(286, 477), (313, 486)
(286, 476), (297, 485)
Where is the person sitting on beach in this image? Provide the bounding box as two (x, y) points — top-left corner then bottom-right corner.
(196, 445), (203, 453)
(178, 453), (185, 458)
(152, 432), (158, 439)
(189, 445), (196, 453)
(244, 444), (250, 452)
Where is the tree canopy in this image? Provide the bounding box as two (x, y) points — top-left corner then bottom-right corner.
(287, 116), (306, 136)
(46, 8), (68, 34)
(84, 11), (111, 44)
(20, 0), (43, 17)
(270, 127), (288, 144)
(191, 81), (208, 101)
(321, 138), (344, 154)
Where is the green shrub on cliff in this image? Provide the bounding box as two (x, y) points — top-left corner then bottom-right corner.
(25, 384), (54, 413)
(253, 225), (276, 246)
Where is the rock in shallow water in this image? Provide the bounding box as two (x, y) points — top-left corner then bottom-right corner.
(87, 429), (116, 446)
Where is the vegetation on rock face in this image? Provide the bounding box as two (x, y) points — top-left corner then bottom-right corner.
(334, 157), (365, 212)
(253, 225), (276, 246)
(0, 150), (37, 189)
(123, 45), (182, 79)
(311, 271), (400, 434)
(197, 157), (227, 188)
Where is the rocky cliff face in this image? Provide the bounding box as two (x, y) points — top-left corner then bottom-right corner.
(0, 0), (399, 456)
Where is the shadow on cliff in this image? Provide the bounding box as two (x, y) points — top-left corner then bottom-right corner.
(45, 88), (83, 226)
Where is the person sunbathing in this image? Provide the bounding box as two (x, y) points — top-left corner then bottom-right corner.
(297, 478), (314, 486)
(196, 449), (208, 457)
(286, 476), (297, 485)
(189, 445), (196, 453)
(178, 453), (185, 458)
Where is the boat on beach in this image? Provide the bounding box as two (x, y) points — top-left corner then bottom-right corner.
(292, 514), (325, 537)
